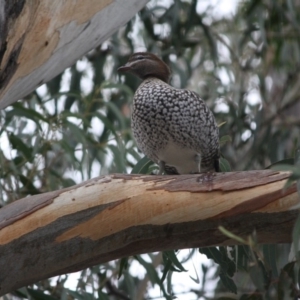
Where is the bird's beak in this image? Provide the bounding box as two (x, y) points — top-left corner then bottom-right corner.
(118, 63), (131, 72)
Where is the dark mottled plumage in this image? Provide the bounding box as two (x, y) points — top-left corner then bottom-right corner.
(118, 52), (219, 174)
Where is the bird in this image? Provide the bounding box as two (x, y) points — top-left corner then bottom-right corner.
(118, 52), (220, 175)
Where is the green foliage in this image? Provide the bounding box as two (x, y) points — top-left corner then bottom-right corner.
(1, 0), (300, 298)
(199, 247), (237, 293)
(131, 156), (156, 174)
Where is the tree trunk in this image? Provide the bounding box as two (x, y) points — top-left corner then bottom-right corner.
(0, 0), (149, 109)
(0, 170), (298, 295)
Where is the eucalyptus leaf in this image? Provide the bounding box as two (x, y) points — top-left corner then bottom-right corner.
(27, 289), (58, 300)
(219, 135), (232, 146)
(295, 148), (300, 198)
(131, 156), (154, 174)
(8, 133), (33, 162)
(263, 244), (278, 278)
(219, 157), (231, 172)
(118, 257), (129, 279)
(265, 158), (294, 169)
(292, 215), (300, 260)
(219, 273), (237, 294)
(135, 255), (161, 287)
(163, 250), (187, 272)
(199, 247), (236, 278)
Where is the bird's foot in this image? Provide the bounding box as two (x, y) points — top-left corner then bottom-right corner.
(158, 161), (166, 175)
(196, 172), (216, 183)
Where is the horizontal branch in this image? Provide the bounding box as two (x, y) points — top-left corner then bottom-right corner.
(0, 170), (298, 295)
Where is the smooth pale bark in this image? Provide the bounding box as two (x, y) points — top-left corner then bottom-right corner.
(0, 170), (298, 295)
(0, 0), (149, 109)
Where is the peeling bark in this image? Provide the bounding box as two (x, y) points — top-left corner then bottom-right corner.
(0, 0), (149, 109)
(0, 171), (298, 295)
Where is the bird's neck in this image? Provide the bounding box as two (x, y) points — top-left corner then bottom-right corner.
(139, 77), (170, 87)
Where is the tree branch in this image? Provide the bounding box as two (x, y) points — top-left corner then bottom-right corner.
(0, 170), (298, 295)
(0, 0), (149, 109)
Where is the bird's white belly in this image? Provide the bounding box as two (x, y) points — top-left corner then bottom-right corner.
(156, 141), (200, 174)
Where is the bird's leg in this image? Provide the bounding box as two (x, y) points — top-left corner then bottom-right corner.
(158, 160), (166, 175)
(195, 154), (201, 173)
(195, 155), (216, 183)
(214, 158), (220, 172)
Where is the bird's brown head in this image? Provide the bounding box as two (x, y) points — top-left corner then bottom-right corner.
(118, 52), (171, 83)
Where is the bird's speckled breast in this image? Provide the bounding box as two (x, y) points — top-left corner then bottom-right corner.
(131, 77), (219, 173)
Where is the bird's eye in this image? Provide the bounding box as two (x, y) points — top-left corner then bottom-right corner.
(136, 56), (144, 60)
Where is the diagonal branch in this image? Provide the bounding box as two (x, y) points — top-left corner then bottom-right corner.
(0, 0), (149, 109)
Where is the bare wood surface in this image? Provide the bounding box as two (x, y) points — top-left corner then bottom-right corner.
(0, 0), (149, 109)
(0, 170), (298, 295)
